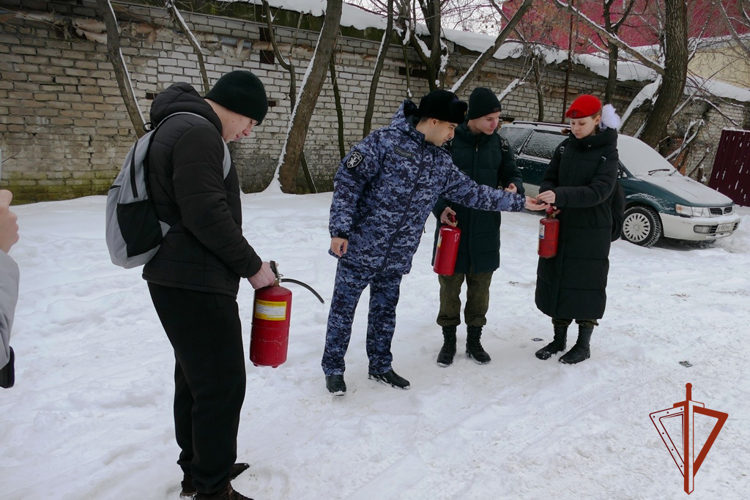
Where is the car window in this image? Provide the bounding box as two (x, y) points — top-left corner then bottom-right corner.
(618, 135), (677, 176)
(498, 127), (532, 153)
(522, 131), (566, 160)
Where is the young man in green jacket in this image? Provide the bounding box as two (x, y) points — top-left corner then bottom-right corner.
(432, 88), (524, 366)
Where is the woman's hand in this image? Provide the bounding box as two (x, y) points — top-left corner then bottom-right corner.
(536, 190), (556, 204)
(524, 196), (548, 211)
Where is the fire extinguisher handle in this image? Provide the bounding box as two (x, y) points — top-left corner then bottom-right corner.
(279, 278), (325, 304)
(270, 260), (280, 279)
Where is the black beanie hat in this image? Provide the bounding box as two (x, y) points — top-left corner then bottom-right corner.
(418, 90), (467, 125)
(205, 70), (268, 124)
(467, 87), (502, 120)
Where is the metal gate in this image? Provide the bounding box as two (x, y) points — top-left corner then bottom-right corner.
(709, 129), (750, 206)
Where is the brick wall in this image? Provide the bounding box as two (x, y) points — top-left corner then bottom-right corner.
(0, 0), (744, 203)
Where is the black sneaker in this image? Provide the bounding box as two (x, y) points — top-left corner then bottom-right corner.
(325, 374), (346, 396)
(181, 463), (250, 498)
(368, 369), (410, 390)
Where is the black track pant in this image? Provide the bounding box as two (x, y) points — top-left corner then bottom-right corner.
(148, 283), (246, 495)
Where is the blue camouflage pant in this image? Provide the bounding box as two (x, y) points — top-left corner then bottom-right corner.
(322, 261), (403, 376)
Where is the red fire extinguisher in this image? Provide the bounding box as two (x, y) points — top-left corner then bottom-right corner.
(538, 207), (560, 259)
(250, 261), (324, 368)
(433, 215), (461, 276)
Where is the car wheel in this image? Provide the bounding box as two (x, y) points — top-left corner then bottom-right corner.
(622, 206), (662, 247)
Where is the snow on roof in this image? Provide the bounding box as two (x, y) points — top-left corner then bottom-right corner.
(687, 77), (750, 103)
(222, 0), (749, 99)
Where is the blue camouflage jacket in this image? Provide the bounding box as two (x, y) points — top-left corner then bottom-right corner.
(329, 100), (525, 275)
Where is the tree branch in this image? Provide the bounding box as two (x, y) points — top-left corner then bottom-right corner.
(96, 0), (146, 137)
(553, 0), (665, 75)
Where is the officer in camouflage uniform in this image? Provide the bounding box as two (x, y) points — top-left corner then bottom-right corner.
(322, 90), (547, 396)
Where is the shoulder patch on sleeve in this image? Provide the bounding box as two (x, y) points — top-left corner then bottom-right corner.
(346, 151), (364, 169)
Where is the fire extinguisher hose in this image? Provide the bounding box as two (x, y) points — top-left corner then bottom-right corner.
(270, 261), (325, 304)
(279, 277), (325, 304)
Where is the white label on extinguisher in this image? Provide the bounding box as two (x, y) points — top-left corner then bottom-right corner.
(254, 300), (287, 321)
(539, 224), (545, 239)
(436, 234), (443, 248)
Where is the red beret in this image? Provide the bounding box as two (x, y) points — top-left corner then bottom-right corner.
(565, 94), (602, 119)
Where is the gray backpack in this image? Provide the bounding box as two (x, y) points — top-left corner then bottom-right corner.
(105, 112), (230, 269)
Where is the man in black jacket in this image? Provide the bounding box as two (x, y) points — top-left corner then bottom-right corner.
(144, 71), (275, 500)
(432, 88), (524, 367)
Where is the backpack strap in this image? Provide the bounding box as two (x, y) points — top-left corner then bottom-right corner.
(149, 112), (231, 179)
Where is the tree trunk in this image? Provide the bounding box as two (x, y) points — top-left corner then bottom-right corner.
(166, 1), (210, 94)
(96, 0), (146, 137)
(638, 0), (688, 149)
(330, 55), (346, 160)
(605, 44), (618, 103)
(363, 0), (393, 137)
(276, 0), (343, 193)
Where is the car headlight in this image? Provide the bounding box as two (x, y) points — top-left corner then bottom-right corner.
(675, 204), (710, 217)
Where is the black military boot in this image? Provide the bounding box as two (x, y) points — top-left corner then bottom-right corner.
(466, 326), (491, 364)
(369, 368), (410, 389)
(437, 326), (457, 367)
(181, 464), (250, 498)
(325, 374), (346, 396)
(559, 325), (593, 364)
(195, 484), (253, 500)
(535, 325), (568, 360)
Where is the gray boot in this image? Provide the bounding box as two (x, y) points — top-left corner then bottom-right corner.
(466, 326), (491, 364)
(437, 326), (457, 367)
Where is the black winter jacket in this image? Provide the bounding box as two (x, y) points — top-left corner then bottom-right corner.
(432, 123), (524, 274)
(535, 127), (619, 320)
(142, 83), (262, 297)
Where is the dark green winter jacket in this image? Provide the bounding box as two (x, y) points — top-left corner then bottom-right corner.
(432, 123), (525, 274)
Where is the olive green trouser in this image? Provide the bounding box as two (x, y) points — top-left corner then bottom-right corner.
(436, 272), (494, 328)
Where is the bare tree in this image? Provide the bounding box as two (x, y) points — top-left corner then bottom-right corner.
(450, 0), (533, 95)
(601, 0), (637, 103)
(276, 0), (343, 193)
(363, 0), (395, 137)
(394, 0), (450, 91)
(719, 0), (750, 59)
(637, 0), (688, 150)
(261, 1), (316, 192)
(166, 0), (210, 94)
(330, 54), (347, 160)
(553, 0), (688, 149)
(96, 0), (146, 137)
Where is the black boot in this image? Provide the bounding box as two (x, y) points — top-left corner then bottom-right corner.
(466, 326), (491, 364)
(369, 368), (410, 389)
(535, 325), (568, 360)
(181, 464), (250, 498)
(325, 374), (346, 396)
(559, 325), (593, 364)
(195, 484), (254, 500)
(437, 326), (457, 367)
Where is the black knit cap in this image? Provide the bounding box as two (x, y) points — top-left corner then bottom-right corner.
(205, 70), (268, 124)
(418, 90), (467, 124)
(467, 87), (502, 120)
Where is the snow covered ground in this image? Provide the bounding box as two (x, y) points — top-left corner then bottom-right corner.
(1, 192), (748, 500)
